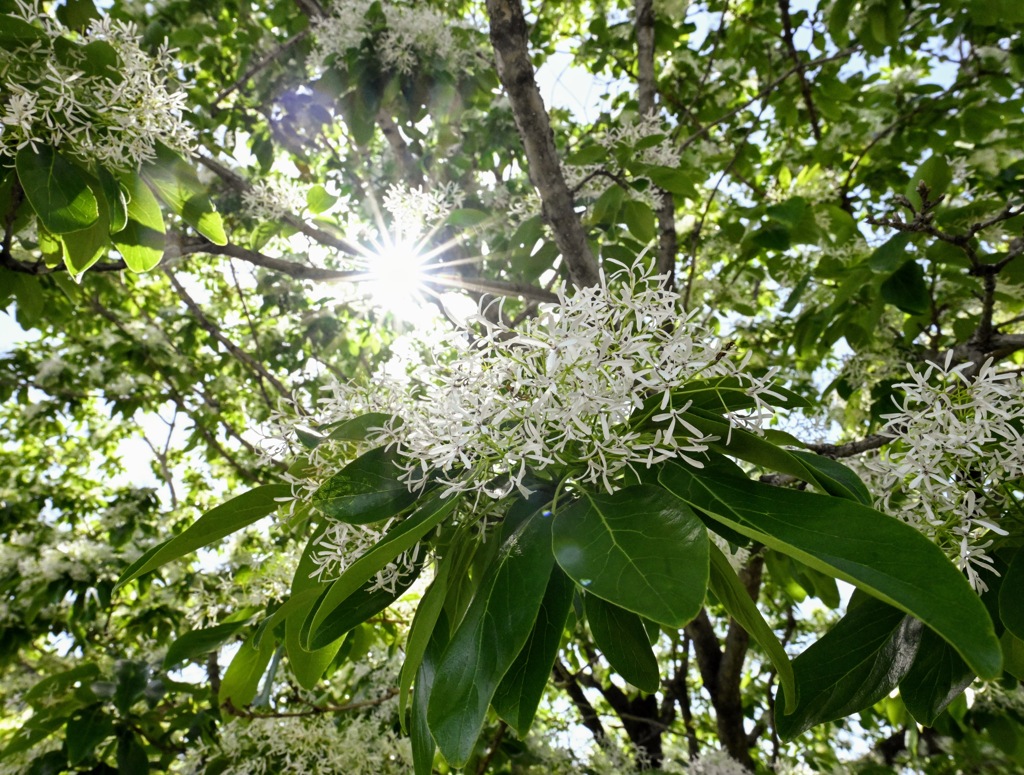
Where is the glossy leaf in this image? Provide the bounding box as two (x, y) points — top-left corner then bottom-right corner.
(60, 179), (110, 277)
(66, 705), (114, 765)
(115, 484), (291, 589)
(411, 615), (448, 775)
(427, 500), (555, 767)
(1000, 547), (1024, 640)
(658, 459), (1002, 679)
(552, 485), (709, 628)
(163, 620), (250, 669)
(310, 446), (417, 523)
(219, 634), (275, 709)
(304, 492), (457, 646)
(584, 593), (659, 693)
(285, 524), (345, 689)
(140, 143), (227, 245)
(400, 555), (453, 728)
(113, 173), (166, 272)
(776, 593), (921, 739)
(708, 541), (798, 713)
(492, 566), (574, 736)
(899, 627), (974, 726)
(16, 146), (98, 234)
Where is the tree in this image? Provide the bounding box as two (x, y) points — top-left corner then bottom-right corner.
(2, 0), (1024, 771)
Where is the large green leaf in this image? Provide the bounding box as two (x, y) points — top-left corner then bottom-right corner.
(680, 408), (866, 502)
(899, 627), (974, 726)
(427, 500), (555, 767)
(60, 178), (110, 277)
(113, 173), (165, 272)
(219, 634), (275, 709)
(284, 525), (345, 689)
(880, 260), (930, 315)
(491, 567), (574, 735)
(776, 593), (920, 739)
(411, 615), (448, 775)
(115, 484), (291, 589)
(306, 563), (422, 650)
(400, 555), (453, 729)
(658, 460), (1002, 679)
(163, 620), (250, 669)
(16, 146), (98, 234)
(304, 493), (457, 646)
(140, 143), (227, 245)
(310, 446), (418, 523)
(708, 542), (798, 713)
(66, 705), (113, 766)
(584, 593), (659, 692)
(1000, 547), (1024, 640)
(551, 485), (709, 628)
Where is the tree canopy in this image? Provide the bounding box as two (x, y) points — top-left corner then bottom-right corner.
(2, 0), (1024, 772)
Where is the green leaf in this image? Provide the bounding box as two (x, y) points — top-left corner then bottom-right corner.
(787, 450), (873, 506)
(305, 493), (457, 646)
(400, 556), (453, 729)
(323, 412), (394, 442)
(115, 484), (291, 589)
(776, 593), (920, 739)
(307, 562), (422, 650)
(140, 143), (226, 244)
(306, 184), (336, 214)
(552, 485), (709, 628)
(66, 705), (114, 765)
(622, 199), (656, 243)
(585, 593), (659, 692)
(412, 616), (447, 775)
(311, 446), (417, 523)
(60, 179), (111, 277)
(868, 232), (912, 272)
(163, 620), (250, 669)
(24, 663), (100, 706)
(905, 155), (952, 210)
(680, 409), (866, 502)
(219, 634), (275, 709)
(284, 525), (345, 689)
(0, 15), (49, 47)
(16, 146), (99, 234)
(880, 260), (930, 315)
(116, 729), (149, 775)
(113, 173), (165, 272)
(96, 167), (127, 233)
(899, 627), (974, 726)
(708, 542), (798, 713)
(658, 460), (1002, 679)
(427, 499), (556, 767)
(1000, 547), (1024, 640)
(491, 567), (574, 736)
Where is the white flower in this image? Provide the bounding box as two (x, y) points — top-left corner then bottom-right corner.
(0, 3), (195, 169)
(242, 178), (307, 221)
(865, 352), (1024, 593)
(382, 181), (463, 240)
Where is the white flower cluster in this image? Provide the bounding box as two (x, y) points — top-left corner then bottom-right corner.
(241, 178), (307, 221)
(0, 2), (195, 170)
(865, 353), (1024, 592)
(311, 0), (463, 76)
(382, 181), (463, 240)
(601, 112), (681, 170)
(350, 267), (779, 498)
(183, 713), (413, 775)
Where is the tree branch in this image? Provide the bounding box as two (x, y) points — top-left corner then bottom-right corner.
(635, 0), (679, 286)
(165, 269), (292, 403)
(777, 0), (822, 142)
(485, 0), (600, 288)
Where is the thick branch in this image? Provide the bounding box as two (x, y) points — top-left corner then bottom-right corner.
(634, 0), (679, 285)
(485, 0), (600, 288)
